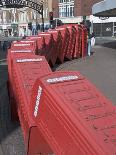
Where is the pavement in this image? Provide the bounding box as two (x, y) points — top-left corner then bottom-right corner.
(55, 40), (116, 104)
(0, 63), (25, 155)
(0, 37), (116, 155)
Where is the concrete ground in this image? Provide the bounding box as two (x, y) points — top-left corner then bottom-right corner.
(0, 37), (116, 154)
(56, 41), (116, 104)
(0, 63), (25, 155)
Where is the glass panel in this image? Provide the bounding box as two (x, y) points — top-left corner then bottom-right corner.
(67, 5), (70, 17)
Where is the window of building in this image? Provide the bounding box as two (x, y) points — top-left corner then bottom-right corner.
(59, 4), (74, 17)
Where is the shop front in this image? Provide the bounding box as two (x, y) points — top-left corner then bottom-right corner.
(18, 23), (28, 37)
(92, 0), (116, 37)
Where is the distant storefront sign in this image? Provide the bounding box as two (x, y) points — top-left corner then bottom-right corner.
(99, 17), (109, 20)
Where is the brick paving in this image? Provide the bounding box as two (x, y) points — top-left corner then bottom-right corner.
(0, 38), (116, 154)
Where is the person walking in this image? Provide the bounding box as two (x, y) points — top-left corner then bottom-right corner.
(0, 32), (5, 52)
(87, 30), (92, 56)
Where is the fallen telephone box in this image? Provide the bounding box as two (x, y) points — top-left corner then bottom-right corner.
(30, 71), (116, 155)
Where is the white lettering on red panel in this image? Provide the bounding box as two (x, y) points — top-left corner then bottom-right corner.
(16, 58), (43, 63)
(11, 50), (32, 53)
(39, 34), (50, 36)
(34, 86), (42, 117)
(14, 44), (30, 46)
(21, 41), (34, 43)
(47, 76), (78, 83)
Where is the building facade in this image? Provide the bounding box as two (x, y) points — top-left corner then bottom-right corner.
(0, 0), (53, 36)
(53, 0), (102, 23)
(92, 0), (116, 37)
(75, 0), (102, 16)
(58, 0), (74, 18)
(1, 0), (116, 37)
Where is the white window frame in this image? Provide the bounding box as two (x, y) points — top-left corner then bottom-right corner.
(59, 1), (74, 18)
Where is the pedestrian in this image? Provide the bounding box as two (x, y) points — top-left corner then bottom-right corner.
(3, 41), (8, 51)
(91, 33), (96, 47)
(0, 33), (4, 52)
(87, 29), (92, 56)
(88, 37), (91, 56)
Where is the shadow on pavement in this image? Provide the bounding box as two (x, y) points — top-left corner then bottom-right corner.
(0, 50), (7, 60)
(0, 65), (25, 155)
(102, 41), (116, 49)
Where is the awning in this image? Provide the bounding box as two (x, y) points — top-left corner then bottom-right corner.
(92, 0), (116, 17)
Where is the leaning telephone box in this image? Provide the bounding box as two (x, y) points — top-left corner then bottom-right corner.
(30, 71), (116, 155)
(36, 36), (46, 55)
(72, 24), (80, 58)
(38, 33), (53, 62)
(80, 24), (88, 57)
(48, 30), (62, 66)
(11, 55), (52, 153)
(55, 27), (70, 63)
(11, 41), (37, 53)
(74, 25), (82, 58)
(7, 49), (35, 120)
(61, 25), (75, 60)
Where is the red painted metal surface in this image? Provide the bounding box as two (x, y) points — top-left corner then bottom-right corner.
(72, 24), (80, 58)
(74, 24), (87, 58)
(81, 24), (88, 57)
(10, 54), (52, 154)
(74, 25), (82, 58)
(48, 30), (62, 66)
(31, 71), (116, 155)
(7, 24), (90, 154)
(38, 33), (52, 62)
(11, 41), (37, 52)
(66, 25), (77, 60)
(26, 35), (39, 40)
(13, 39), (38, 54)
(55, 27), (70, 63)
(7, 48), (35, 88)
(7, 49), (35, 120)
(36, 36), (46, 55)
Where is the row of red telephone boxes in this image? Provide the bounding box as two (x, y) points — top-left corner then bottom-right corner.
(12, 24), (88, 67)
(7, 25), (116, 155)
